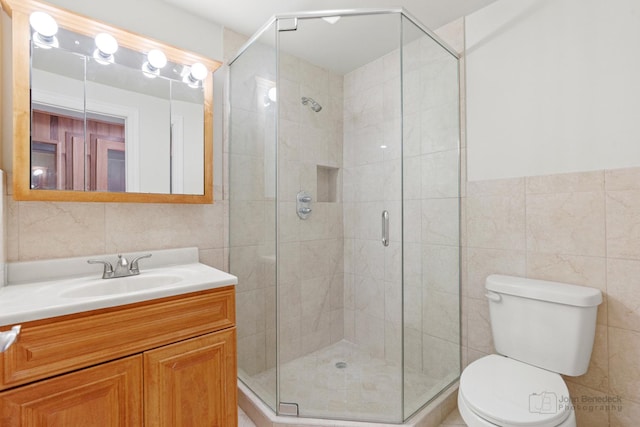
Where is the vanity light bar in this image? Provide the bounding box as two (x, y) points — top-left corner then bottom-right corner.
(28, 10), (210, 84)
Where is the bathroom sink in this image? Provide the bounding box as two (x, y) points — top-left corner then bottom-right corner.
(60, 274), (183, 298)
(0, 247), (238, 325)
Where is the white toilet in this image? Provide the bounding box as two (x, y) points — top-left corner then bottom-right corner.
(458, 274), (602, 427)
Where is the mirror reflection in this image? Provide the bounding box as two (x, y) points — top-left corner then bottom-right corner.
(30, 23), (207, 195)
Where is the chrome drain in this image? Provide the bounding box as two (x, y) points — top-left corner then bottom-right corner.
(335, 361), (347, 369)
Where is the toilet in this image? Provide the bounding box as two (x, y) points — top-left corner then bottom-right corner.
(458, 274), (602, 427)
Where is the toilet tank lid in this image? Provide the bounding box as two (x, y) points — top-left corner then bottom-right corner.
(486, 274), (602, 307)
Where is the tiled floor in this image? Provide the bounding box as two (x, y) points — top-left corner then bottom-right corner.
(238, 407), (256, 427)
(241, 340), (455, 423)
(238, 406), (466, 426)
(440, 408), (466, 426)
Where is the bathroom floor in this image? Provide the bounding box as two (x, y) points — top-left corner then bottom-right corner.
(237, 406), (467, 426)
(241, 340), (455, 422)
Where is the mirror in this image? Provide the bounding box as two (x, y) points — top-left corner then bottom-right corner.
(3, 0), (221, 203)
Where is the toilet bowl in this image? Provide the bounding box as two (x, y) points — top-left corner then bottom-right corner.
(458, 275), (602, 427)
(458, 355), (575, 427)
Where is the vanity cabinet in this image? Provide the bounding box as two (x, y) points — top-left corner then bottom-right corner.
(0, 286), (237, 426)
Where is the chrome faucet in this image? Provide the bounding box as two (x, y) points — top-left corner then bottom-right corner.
(88, 254), (152, 279)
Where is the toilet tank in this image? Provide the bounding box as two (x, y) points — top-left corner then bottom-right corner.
(485, 274), (602, 376)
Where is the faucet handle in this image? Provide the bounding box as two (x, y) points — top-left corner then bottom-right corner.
(129, 254), (152, 274)
(87, 259), (114, 279)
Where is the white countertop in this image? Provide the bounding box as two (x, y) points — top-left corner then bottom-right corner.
(0, 248), (237, 326)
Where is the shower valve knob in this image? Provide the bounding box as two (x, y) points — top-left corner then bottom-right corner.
(298, 195), (312, 203)
(299, 207), (312, 214)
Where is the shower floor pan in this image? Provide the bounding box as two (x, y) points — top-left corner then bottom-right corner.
(241, 340), (457, 423)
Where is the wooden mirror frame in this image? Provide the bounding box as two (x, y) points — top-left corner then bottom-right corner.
(1, 0), (221, 203)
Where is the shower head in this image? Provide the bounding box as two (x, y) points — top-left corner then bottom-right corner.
(301, 96), (322, 112)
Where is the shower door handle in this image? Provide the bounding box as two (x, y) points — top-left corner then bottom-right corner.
(381, 210), (389, 247)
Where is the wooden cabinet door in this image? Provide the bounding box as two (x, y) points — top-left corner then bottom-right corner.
(0, 356), (142, 427)
(144, 329), (237, 427)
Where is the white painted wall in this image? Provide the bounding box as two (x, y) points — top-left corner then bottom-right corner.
(45, 0), (222, 60)
(466, 0), (640, 181)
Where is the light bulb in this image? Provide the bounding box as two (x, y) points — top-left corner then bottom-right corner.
(93, 33), (118, 65)
(30, 11), (58, 48)
(189, 62), (208, 81)
(142, 49), (167, 78)
(147, 49), (167, 69)
(95, 33), (118, 55)
(30, 12), (58, 38)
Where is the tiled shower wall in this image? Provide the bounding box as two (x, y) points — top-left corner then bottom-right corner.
(276, 51), (345, 364)
(462, 168), (640, 426)
(342, 48), (403, 363)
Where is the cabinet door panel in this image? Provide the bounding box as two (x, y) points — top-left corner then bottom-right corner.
(0, 356), (142, 427)
(145, 329), (237, 427)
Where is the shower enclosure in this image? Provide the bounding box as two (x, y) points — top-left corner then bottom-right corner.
(229, 9), (460, 423)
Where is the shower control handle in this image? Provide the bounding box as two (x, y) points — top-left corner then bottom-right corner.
(296, 190), (312, 220)
(382, 210), (389, 247)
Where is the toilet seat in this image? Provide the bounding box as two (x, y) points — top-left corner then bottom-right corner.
(459, 355), (572, 427)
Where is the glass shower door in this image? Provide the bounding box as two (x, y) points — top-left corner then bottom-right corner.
(401, 14), (461, 418)
(229, 21), (278, 412)
(275, 12), (404, 423)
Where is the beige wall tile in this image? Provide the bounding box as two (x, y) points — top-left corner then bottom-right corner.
(17, 201), (106, 260)
(607, 190), (640, 260)
(526, 191), (605, 257)
(423, 290), (459, 344)
(565, 381), (610, 427)
(526, 170), (604, 194)
(610, 398), (640, 427)
(199, 248), (225, 271)
(467, 177), (524, 197)
(466, 192), (525, 250)
(608, 327), (640, 403)
(421, 198), (459, 246)
(565, 324), (608, 392)
(466, 247), (526, 299)
(527, 252), (607, 324)
(5, 196), (19, 262)
(466, 297), (494, 354)
(607, 258), (640, 333)
(422, 244), (460, 294)
(605, 167), (640, 191)
(422, 334), (459, 381)
(104, 202), (225, 253)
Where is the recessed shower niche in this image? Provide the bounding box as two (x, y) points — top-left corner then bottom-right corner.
(229, 8), (461, 424)
(316, 165), (338, 203)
